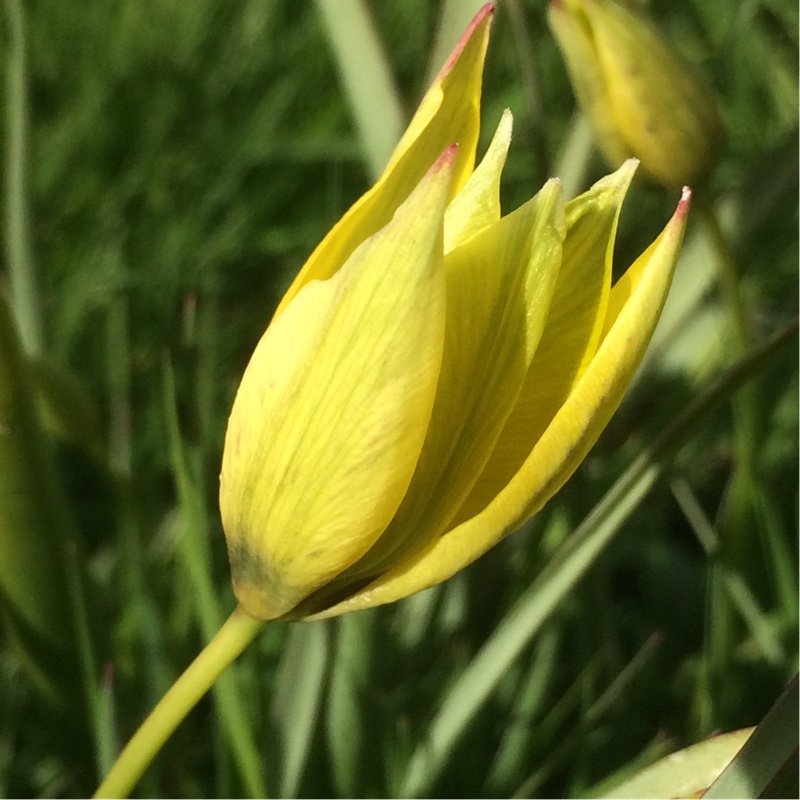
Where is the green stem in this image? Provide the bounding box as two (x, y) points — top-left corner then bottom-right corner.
(315, 0), (404, 181)
(163, 357), (266, 796)
(553, 113), (595, 201)
(505, 0), (549, 184)
(94, 608), (266, 799)
(63, 537), (116, 779)
(696, 195), (762, 694)
(3, 0), (42, 357)
(695, 197), (750, 355)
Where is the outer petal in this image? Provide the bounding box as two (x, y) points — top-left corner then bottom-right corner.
(220, 150), (455, 620)
(453, 160), (636, 522)
(308, 188), (691, 619)
(274, 5), (493, 317)
(329, 178), (564, 586)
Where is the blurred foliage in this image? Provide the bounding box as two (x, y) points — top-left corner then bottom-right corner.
(0, 0), (796, 797)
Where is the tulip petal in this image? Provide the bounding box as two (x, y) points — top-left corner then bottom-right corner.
(220, 150), (455, 619)
(453, 160), (636, 522)
(334, 178), (564, 585)
(444, 108), (513, 253)
(309, 188), (690, 618)
(275, 5), (493, 317)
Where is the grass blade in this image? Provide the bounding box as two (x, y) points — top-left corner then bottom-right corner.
(3, 0), (42, 356)
(703, 674), (799, 799)
(270, 621), (329, 798)
(314, 0), (405, 180)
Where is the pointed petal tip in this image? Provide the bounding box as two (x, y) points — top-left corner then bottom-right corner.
(664, 186), (692, 233)
(435, 3), (495, 83)
(677, 186), (693, 219)
(622, 157), (640, 174)
(476, 3), (496, 23)
(494, 108), (515, 143)
(541, 175), (564, 200)
(432, 143), (459, 173)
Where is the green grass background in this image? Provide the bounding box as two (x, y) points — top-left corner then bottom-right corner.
(0, 0), (797, 796)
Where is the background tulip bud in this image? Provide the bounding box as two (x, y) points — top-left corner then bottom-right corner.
(549, 0), (722, 189)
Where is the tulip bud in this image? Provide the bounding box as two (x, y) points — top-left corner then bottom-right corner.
(548, 0), (722, 189)
(219, 4), (691, 623)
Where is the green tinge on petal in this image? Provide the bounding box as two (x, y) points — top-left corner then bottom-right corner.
(444, 109), (513, 254)
(308, 187), (691, 619)
(548, 0), (632, 168)
(220, 153), (455, 620)
(334, 178), (565, 585)
(453, 160), (636, 523)
(274, 5), (492, 317)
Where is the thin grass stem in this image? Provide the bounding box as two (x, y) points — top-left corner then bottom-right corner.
(314, 0), (405, 181)
(2, 0), (42, 356)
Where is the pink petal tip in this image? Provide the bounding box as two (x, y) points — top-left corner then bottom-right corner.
(434, 3), (495, 84)
(675, 186), (693, 220)
(431, 143), (459, 173)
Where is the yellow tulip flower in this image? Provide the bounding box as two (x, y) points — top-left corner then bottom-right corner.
(549, 0), (722, 189)
(95, 8), (694, 797)
(219, 3), (691, 622)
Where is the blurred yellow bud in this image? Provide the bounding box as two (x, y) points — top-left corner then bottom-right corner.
(219, 4), (691, 622)
(549, 0), (722, 189)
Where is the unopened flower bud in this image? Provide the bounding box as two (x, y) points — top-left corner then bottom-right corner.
(549, 0), (722, 189)
(219, 4), (692, 623)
